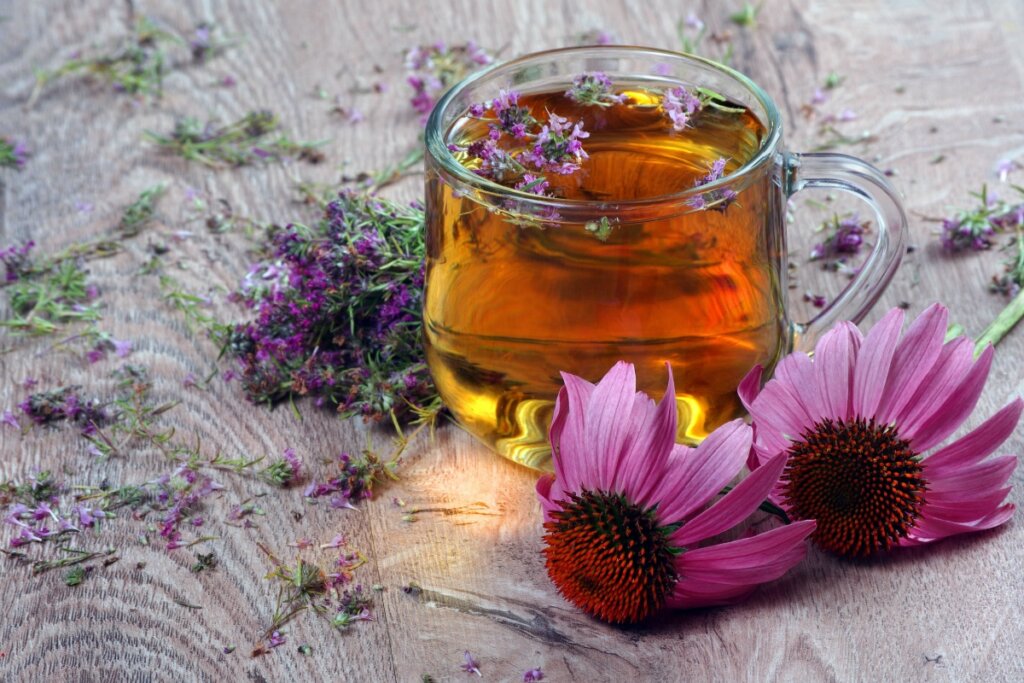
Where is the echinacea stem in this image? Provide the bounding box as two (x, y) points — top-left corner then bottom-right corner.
(975, 288), (1024, 353)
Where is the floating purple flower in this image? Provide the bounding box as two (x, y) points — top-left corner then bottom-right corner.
(663, 86), (703, 131)
(525, 113), (589, 175)
(687, 157), (737, 210)
(523, 668), (544, 682)
(565, 72), (626, 107)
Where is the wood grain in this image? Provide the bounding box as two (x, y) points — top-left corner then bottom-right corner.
(1, 0), (1023, 681)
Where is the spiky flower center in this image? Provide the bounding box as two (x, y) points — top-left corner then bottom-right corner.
(781, 417), (926, 558)
(542, 489), (678, 624)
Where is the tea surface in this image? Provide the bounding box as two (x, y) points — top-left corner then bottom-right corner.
(424, 86), (786, 468)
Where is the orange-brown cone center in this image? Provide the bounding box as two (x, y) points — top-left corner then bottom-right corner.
(781, 417), (926, 558)
(543, 489), (677, 624)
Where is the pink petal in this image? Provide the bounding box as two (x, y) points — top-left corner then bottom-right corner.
(902, 504), (1014, 544)
(584, 362), (638, 490)
(925, 399), (1023, 473)
(926, 456), (1017, 494)
(664, 581), (761, 609)
(812, 322), (862, 419)
(748, 375), (815, 444)
(551, 372), (596, 491)
(876, 303), (948, 423)
(903, 345), (994, 453)
(919, 487), (1012, 522)
(670, 520), (815, 587)
(548, 387), (573, 487)
(651, 420), (751, 525)
(737, 365), (763, 412)
(771, 352), (822, 424)
(535, 475), (560, 521)
(851, 308), (904, 418)
(616, 365), (678, 506)
(670, 452), (787, 547)
(927, 484), (1013, 504)
(888, 336), (973, 429)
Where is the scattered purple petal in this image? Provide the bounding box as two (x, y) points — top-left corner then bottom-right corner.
(112, 338), (133, 357)
(2, 410), (19, 429)
(461, 651), (482, 677)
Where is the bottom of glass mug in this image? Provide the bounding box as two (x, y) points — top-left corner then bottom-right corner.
(424, 326), (769, 470)
(484, 395), (716, 471)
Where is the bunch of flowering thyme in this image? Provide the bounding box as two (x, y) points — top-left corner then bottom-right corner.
(146, 110), (325, 167)
(224, 190), (437, 422)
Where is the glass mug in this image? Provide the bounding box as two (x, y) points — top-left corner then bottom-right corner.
(423, 46), (907, 470)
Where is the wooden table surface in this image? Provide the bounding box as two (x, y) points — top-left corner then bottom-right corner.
(2, 1), (1023, 681)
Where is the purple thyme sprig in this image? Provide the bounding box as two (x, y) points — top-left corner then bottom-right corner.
(489, 89), (536, 139)
(3, 471), (111, 549)
(0, 136), (30, 169)
(687, 157), (737, 211)
(810, 214), (871, 270)
(260, 448), (304, 487)
(405, 41), (493, 120)
(461, 651), (482, 677)
(151, 464), (223, 550)
(565, 72), (626, 107)
(939, 185), (1022, 252)
(0, 241), (35, 282)
(19, 386), (109, 436)
(303, 449), (395, 509)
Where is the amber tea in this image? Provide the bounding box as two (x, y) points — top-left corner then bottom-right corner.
(424, 79), (787, 467)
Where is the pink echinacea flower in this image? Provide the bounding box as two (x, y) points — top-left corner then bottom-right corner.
(536, 362), (814, 624)
(741, 304), (1021, 558)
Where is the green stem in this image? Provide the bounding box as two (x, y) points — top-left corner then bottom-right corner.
(975, 287), (1024, 354)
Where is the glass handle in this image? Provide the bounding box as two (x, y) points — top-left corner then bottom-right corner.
(783, 151), (909, 351)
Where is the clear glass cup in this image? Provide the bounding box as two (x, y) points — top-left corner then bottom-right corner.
(423, 46), (907, 470)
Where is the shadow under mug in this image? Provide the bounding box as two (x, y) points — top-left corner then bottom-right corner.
(423, 46), (907, 470)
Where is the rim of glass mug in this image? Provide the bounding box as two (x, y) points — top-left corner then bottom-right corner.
(424, 45), (782, 221)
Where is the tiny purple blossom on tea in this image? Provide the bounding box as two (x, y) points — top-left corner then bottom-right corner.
(687, 157), (737, 211)
(663, 86), (703, 131)
(565, 72), (626, 108)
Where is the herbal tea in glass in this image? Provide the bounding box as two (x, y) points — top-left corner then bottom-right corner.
(423, 48), (907, 470)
